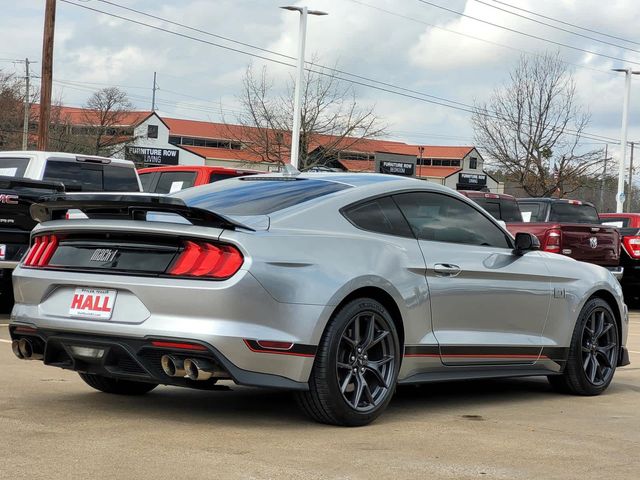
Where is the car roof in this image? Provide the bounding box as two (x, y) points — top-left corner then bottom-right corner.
(139, 165), (261, 174)
(0, 151), (134, 167)
(458, 190), (517, 200)
(600, 212), (640, 217)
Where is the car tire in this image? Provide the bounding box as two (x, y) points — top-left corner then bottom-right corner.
(296, 297), (400, 426)
(547, 297), (619, 396)
(78, 373), (158, 395)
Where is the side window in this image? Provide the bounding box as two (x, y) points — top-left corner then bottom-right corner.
(210, 173), (238, 183)
(393, 192), (510, 248)
(147, 125), (159, 139)
(138, 172), (155, 192)
(342, 196), (414, 238)
(155, 171), (197, 194)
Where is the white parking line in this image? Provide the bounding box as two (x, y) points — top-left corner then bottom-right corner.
(0, 339), (11, 344)
(0, 324), (8, 327)
(630, 350), (640, 354)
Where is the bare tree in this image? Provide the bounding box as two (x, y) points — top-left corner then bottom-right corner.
(228, 62), (387, 170)
(82, 87), (135, 156)
(473, 53), (602, 198)
(0, 71), (27, 150)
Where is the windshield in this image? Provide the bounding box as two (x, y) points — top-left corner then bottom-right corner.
(473, 198), (522, 222)
(550, 203), (599, 224)
(175, 177), (351, 215)
(43, 160), (139, 192)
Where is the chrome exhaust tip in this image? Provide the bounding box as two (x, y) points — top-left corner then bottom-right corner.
(17, 338), (43, 361)
(11, 340), (24, 359)
(160, 355), (186, 377)
(184, 358), (213, 381)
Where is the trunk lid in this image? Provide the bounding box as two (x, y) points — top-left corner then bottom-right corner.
(558, 224), (620, 266)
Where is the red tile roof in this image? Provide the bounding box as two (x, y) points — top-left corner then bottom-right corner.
(34, 104), (151, 126)
(180, 145), (266, 163)
(416, 166), (461, 178)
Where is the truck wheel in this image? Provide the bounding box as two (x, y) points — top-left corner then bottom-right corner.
(296, 298), (400, 426)
(0, 269), (14, 313)
(548, 298), (619, 395)
(78, 373), (158, 395)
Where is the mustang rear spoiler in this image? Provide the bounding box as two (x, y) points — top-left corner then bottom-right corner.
(30, 193), (256, 231)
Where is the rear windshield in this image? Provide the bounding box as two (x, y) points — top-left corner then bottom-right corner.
(519, 202), (544, 222)
(43, 160), (139, 192)
(550, 203), (599, 224)
(472, 198), (522, 222)
(155, 171), (197, 193)
(175, 177), (351, 215)
(0, 157), (30, 177)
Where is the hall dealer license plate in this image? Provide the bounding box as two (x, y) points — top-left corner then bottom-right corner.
(69, 288), (117, 320)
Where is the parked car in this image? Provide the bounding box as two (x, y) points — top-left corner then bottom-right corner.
(508, 198), (622, 278)
(0, 151), (141, 310)
(458, 191), (523, 222)
(600, 213), (640, 304)
(9, 174), (629, 426)
(138, 165), (259, 193)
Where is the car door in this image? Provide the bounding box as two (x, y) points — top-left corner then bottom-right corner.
(394, 191), (552, 366)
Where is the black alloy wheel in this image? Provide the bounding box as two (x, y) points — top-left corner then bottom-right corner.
(336, 311), (396, 412)
(548, 297), (619, 396)
(581, 307), (617, 386)
(296, 298), (400, 426)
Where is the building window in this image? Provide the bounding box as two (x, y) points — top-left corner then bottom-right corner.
(470, 157), (478, 169)
(339, 152), (374, 161)
(168, 136), (180, 145)
(147, 125), (159, 139)
(430, 159), (460, 167)
(417, 158), (431, 166)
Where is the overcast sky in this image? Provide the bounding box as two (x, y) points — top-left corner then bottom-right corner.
(1, 0), (640, 164)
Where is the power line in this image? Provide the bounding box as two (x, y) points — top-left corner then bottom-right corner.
(348, 0), (615, 76)
(472, 0), (640, 55)
(489, 0), (640, 47)
(415, 0), (640, 66)
(59, 0), (621, 145)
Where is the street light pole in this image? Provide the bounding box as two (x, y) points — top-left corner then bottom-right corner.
(281, 6), (327, 170)
(613, 68), (640, 212)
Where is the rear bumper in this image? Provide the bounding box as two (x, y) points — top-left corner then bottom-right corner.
(10, 265), (329, 386)
(9, 327), (309, 390)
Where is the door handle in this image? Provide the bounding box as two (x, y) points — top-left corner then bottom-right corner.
(433, 263), (461, 277)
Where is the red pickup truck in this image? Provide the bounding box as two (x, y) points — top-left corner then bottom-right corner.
(138, 165), (259, 193)
(600, 212), (640, 303)
(507, 198), (622, 278)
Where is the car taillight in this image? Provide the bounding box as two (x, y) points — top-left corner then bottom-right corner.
(543, 229), (561, 253)
(23, 235), (59, 267)
(167, 240), (243, 279)
(623, 236), (640, 259)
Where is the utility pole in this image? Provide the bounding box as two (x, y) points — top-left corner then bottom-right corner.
(600, 144), (608, 211)
(16, 58), (35, 150)
(632, 143), (637, 211)
(37, 0), (56, 151)
(151, 71), (157, 111)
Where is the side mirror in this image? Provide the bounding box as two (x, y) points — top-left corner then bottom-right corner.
(513, 232), (540, 255)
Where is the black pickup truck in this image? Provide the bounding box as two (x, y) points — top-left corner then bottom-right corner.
(0, 151), (141, 310)
(0, 177), (65, 309)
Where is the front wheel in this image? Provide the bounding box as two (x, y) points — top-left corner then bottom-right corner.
(78, 373), (158, 395)
(548, 298), (619, 396)
(296, 298), (400, 426)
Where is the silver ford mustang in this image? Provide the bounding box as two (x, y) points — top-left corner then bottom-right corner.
(9, 173), (630, 426)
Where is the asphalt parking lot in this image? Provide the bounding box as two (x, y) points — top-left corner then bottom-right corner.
(1, 315), (639, 480)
